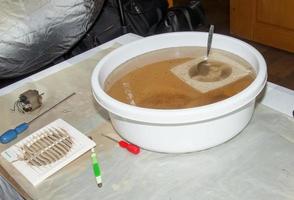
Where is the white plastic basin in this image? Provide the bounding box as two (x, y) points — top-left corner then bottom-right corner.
(91, 32), (267, 153)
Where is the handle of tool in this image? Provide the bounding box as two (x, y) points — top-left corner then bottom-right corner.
(91, 151), (101, 177)
(118, 141), (140, 154)
(91, 149), (102, 187)
(206, 25), (214, 58)
(0, 122), (29, 144)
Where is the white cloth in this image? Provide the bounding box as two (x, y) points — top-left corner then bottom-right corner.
(0, 176), (24, 200)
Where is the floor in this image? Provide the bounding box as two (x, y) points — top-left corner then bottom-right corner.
(0, 0), (293, 91)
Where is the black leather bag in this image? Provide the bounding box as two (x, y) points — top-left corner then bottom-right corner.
(155, 0), (206, 33)
(122, 0), (169, 36)
(69, 0), (168, 54)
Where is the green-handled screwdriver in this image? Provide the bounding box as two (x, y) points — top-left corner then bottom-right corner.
(0, 92), (75, 144)
(91, 148), (102, 188)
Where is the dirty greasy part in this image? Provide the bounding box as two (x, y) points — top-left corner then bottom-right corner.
(188, 61), (232, 82)
(12, 90), (43, 113)
(20, 128), (73, 166)
(105, 47), (256, 109)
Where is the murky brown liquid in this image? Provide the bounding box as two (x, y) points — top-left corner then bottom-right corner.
(104, 47), (255, 109)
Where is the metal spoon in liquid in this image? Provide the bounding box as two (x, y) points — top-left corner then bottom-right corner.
(189, 25), (215, 78)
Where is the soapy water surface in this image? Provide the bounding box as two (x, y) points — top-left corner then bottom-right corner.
(105, 47), (256, 109)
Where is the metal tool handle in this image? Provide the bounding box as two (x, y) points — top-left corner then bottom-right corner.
(28, 92), (76, 124)
(206, 25), (214, 58)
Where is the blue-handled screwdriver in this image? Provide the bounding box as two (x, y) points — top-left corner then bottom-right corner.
(0, 92), (75, 144)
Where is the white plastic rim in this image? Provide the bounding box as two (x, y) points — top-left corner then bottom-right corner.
(91, 32), (267, 124)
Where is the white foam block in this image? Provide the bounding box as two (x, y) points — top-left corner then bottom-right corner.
(171, 52), (251, 93)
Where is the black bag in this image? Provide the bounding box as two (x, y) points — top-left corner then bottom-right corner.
(66, 0), (125, 57)
(66, 0), (168, 57)
(155, 0), (206, 33)
(122, 0), (168, 36)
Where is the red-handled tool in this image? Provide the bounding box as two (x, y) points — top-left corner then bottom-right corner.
(102, 134), (140, 155)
